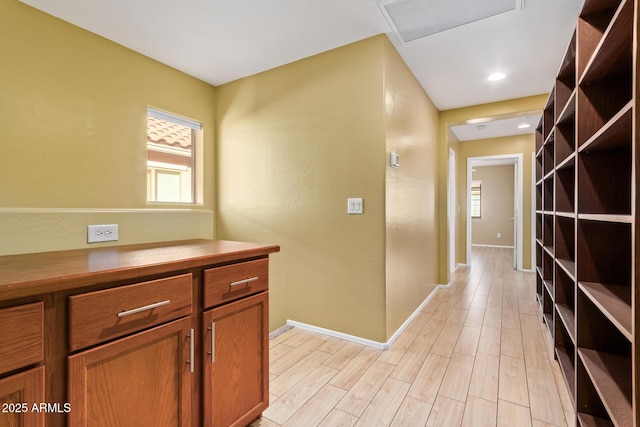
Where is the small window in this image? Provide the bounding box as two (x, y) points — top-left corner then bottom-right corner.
(146, 108), (202, 203)
(471, 181), (481, 218)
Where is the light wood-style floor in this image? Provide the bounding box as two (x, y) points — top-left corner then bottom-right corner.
(252, 247), (575, 427)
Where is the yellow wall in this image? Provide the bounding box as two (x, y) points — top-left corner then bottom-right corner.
(383, 41), (440, 338)
(438, 95), (548, 282)
(471, 165), (515, 246)
(0, 0), (216, 254)
(216, 35), (439, 342)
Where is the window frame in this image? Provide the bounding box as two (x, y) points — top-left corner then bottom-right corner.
(471, 180), (482, 219)
(146, 107), (202, 205)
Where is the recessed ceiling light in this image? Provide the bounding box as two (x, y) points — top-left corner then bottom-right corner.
(488, 72), (506, 81)
(518, 123), (531, 129)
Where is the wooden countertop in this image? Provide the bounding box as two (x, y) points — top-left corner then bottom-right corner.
(0, 239), (280, 301)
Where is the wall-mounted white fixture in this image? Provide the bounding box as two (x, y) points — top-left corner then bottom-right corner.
(390, 152), (400, 168)
(347, 198), (364, 215)
(88, 224), (119, 243)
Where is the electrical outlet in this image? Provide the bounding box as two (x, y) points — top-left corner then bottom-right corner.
(88, 224), (119, 243)
(497, 233), (501, 239)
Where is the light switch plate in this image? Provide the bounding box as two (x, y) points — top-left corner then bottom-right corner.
(347, 198), (363, 215)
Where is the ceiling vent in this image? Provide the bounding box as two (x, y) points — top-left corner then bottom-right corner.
(379, 0), (524, 43)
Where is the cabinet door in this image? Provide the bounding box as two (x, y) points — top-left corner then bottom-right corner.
(68, 317), (193, 427)
(203, 292), (268, 427)
(0, 366), (45, 427)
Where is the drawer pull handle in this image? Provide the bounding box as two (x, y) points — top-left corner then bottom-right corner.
(187, 328), (194, 373)
(229, 277), (259, 287)
(207, 322), (216, 363)
(117, 300), (171, 318)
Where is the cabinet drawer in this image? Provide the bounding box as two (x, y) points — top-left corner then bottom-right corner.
(204, 259), (268, 308)
(0, 302), (43, 375)
(69, 274), (192, 351)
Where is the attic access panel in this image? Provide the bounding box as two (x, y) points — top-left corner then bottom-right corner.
(381, 0), (519, 42)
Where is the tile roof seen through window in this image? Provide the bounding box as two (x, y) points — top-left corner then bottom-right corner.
(147, 116), (192, 149)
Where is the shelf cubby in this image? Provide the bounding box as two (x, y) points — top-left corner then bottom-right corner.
(536, 182), (543, 211)
(556, 31), (577, 122)
(577, 294), (632, 427)
(555, 100), (576, 166)
(543, 214), (554, 249)
(536, 122), (544, 155)
(577, 357), (615, 426)
(555, 313), (576, 400)
(542, 281), (554, 335)
(577, 146), (631, 215)
(555, 216), (575, 273)
(555, 159), (575, 214)
(577, 76), (632, 148)
(579, 0), (632, 85)
(536, 270), (543, 305)
(543, 90), (555, 141)
(543, 177), (554, 212)
(577, 0), (625, 79)
(577, 220), (631, 284)
(536, 212), (543, 243)
(544, 134), (555, 176)
(555, 263), (576, 341)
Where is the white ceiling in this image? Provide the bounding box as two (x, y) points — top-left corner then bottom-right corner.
(450, 112), (541, 142)
(20, 0), (583, 111)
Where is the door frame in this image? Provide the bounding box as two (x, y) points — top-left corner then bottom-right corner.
(448, 147), (456, 273)
(466, 153), (524, 270)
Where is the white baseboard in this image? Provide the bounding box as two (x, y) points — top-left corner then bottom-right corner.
(471, 244), (515, 249)
(286, 283), (451, 350)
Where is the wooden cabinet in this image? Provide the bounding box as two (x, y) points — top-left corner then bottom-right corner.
(203, 292), (269, 427)
(0, 303), (45, 427)
(0, 239), (279, 427)
(535, 0), (637, 425)
(0, 367), (46, 427)
(68, 273), (192, 352)
(68, 318), (193, 427)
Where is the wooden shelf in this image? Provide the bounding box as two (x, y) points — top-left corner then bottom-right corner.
(555, 211), (576, 219)
(536, 1), (635, 424)
(578, 0), (623, 78)
(556, 345), (576, 399)
(556, 303), (576, 344)
(556, 258), (576, 281)
(580, 0), (632, 85)
(579, 101), (632, 153)
(579, 282), (632, 341)
(577, 213), (632, 223)
(543, 280), (554, 298)
(556, 89), (576, 125)
(556, 152), (576, 171)
(577, 349), (632, 427)
(577, 413), (614, 427)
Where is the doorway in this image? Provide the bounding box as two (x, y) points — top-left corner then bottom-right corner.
(466, 154), (523, 270)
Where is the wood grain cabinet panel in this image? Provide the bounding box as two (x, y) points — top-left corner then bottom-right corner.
(0, 366), (45, 427)
(0, 302), (43, 375)
(203, 292), (269, 427)
(68, 274), (192, 351)
(68, 317), (193, 427)
(204, 259), (268, 308)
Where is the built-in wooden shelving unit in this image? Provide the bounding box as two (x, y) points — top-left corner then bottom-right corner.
(535, 0), (636, 425)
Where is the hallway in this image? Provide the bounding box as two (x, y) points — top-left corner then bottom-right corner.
(253, 247), (574, 426)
